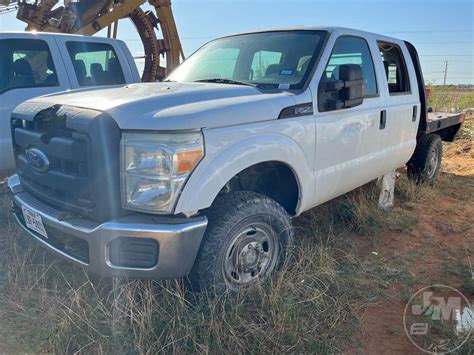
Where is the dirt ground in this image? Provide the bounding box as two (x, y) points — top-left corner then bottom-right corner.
(350, 120), (474, 353)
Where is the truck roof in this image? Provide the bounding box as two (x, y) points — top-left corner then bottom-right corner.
(219, 26), (405, 44)
(0, 31), (126, 43)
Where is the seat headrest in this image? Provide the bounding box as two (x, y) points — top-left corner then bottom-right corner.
(73, 59), (87, 79)
(14, 58), (33, 76)
(91, 63), (104, 75)
(108, 58), (121, 72)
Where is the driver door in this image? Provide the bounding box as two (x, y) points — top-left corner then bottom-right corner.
(313, 35), (388, 206)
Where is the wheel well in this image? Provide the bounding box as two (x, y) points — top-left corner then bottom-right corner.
(220, 161), (300, 215)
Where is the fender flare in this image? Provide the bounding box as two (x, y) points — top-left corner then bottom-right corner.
(174, 133), (314, 215)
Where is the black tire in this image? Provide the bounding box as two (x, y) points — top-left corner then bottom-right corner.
(189, 191), (293, 293)
(407, 134), (442, 183)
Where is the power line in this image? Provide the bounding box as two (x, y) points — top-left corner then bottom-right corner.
(414, 41), (474, 44)
(428, 79), (474, 81)
(420, 59), (472, 62)
(419, 54), (472, 57)
(423, 70), (474, 76)
(427, 75), (474, 78)
(383, 29), (472, 33)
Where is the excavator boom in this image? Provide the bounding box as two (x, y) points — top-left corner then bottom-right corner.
(0, 0), (18, 15)
(6, 0), (184, 81)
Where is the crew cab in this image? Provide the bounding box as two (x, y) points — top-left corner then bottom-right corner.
(0, 32), (141, 176)
(8, 27), (464, 292)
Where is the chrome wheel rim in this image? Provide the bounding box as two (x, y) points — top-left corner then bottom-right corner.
(427, 146), (439, 179)
(223, 223), (279, 289)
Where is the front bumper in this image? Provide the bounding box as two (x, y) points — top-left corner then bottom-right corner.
(8, 175), (208, 280)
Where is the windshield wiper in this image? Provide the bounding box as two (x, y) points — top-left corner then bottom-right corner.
(194, 78), (257, 87)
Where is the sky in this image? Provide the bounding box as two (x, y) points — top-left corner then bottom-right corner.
(1, 0), (473, 85)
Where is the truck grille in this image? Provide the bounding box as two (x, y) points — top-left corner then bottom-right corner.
(11, 104), (122, 221)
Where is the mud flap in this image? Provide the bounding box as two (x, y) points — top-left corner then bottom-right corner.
(377, 171), (396, 210)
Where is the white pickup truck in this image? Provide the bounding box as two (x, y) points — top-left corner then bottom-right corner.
(0, 32), (141, 176)
(8, 27), (464, 292)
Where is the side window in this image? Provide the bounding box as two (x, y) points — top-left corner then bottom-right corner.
(0, 39), (59, 94)
(322, 36), (378, 97)
(378, 42), (410, 94)
(251, 51), (282, 80)
(66, 42), (126, 87)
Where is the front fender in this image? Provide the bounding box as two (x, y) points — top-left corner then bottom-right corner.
(175, 131), (315, 215)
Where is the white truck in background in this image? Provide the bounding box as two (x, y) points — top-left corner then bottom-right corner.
(0, 32), (142, 176)
(8, 27), (465, 293)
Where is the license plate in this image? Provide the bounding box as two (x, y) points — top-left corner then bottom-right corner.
(22, 206), (48, 239)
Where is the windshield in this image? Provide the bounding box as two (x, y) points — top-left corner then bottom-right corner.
(167, 30), (327, 89)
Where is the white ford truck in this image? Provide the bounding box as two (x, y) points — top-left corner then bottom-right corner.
(8, 27), (464, 292)
(0, 32), (141, 176)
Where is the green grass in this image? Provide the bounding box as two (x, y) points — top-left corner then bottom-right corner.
(427, 86), (474, 112)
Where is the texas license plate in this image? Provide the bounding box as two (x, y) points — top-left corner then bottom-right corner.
(22, 206), (48, 239)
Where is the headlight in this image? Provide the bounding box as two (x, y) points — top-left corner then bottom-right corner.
(121, 132), (204, 213)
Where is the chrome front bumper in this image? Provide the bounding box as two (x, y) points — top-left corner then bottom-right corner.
(8, 175), (208, 279)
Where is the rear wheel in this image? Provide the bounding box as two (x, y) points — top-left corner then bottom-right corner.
(189, 191), (293, 293)
(407, 134), (442, 183)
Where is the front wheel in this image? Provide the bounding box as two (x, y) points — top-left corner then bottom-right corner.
(189, 191), (293, 293)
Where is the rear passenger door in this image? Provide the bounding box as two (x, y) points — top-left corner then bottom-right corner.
(375, 41), (420, 170)
(56, 39), (130, 88)
(312, 35), (388, 205)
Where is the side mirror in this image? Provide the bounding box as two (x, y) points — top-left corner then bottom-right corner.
(318, 64), (364, 112)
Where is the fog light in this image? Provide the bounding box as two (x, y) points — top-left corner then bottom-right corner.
(109, 238), (159, 269)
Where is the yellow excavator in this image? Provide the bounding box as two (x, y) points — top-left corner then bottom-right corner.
(0, 0), (184, 82)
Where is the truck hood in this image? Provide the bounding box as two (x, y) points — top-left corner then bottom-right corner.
(28, 82), (297, 130)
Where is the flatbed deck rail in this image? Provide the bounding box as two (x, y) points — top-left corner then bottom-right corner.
(426, 112), (465, 141)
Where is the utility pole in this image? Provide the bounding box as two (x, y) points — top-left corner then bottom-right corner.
(443, 60), (448, 86)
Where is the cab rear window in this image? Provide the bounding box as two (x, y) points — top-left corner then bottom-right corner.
(378, 42), (411, 94)
(0, 39), (59, 94)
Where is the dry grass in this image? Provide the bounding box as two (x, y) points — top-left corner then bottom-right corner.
(0, 178), (420, 354)
(1, 173), (472, 353)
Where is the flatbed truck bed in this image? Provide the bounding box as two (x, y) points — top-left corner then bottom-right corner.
(425, 111), (465, 141)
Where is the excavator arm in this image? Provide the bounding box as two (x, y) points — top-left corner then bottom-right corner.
(0, 0), (18, 15)
(3, 0), (184, 82)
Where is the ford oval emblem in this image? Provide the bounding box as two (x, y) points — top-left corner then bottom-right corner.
(26, 148), (50, 174)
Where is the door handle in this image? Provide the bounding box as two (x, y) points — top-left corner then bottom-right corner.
(380, 110), (387, 130)
(412, 105), (418, 122)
